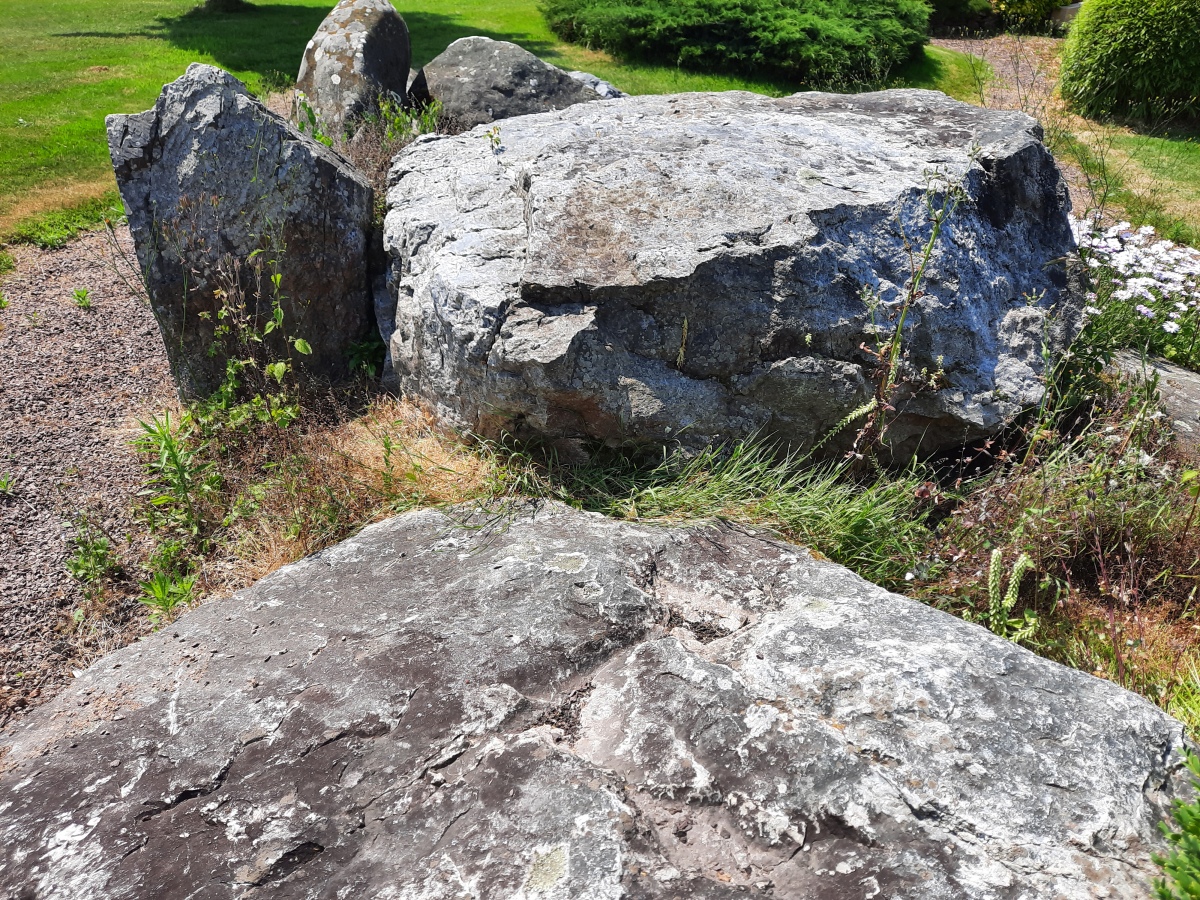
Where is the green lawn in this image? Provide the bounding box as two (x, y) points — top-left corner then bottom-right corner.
(1110, 131), (1200, 245)
(0, 0), (979, 232)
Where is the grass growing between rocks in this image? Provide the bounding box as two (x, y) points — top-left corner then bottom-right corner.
(127, 394), (936, 604)
(117, 328), (1200, 736)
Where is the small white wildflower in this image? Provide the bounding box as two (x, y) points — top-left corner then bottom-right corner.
(1084, 305), (1102, 316)
(1163, 321), (1182, 333)
(1137, 304), (1156, 318)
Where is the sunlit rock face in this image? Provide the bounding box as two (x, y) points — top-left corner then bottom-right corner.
(0, 502), (1184, 899)
(382, 89), (1078, 458)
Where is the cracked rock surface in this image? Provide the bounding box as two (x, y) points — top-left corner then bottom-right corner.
(381, 89), (1078, 457)
(0, 502), (1186, 898)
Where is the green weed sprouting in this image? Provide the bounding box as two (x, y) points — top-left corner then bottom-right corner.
(66, 519), (120, 589)
(135, 411), (220, 540)
(294, 92), (333, 147)
(973, 548), (1040, 643)
(138, 571), (196, 622)
(348, 332), (386, 378)
(72, 287), (91, 309)
(849, 157), (972, 458)
(0, 473), (14, 495)
(1155, 749), (1200, 900)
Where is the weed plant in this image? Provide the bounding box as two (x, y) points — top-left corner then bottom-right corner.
(1156, 750), (1200, 900)
(66, 519), (120, 590)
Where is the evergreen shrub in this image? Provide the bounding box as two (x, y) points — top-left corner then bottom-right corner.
(541, 0), (929, 86)
(1059, 0), (1200, 123)
(989, 0), (1058, 30)
(928, 0), (994, 32)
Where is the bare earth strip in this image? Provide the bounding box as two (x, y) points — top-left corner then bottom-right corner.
(0, 225), (173, 728)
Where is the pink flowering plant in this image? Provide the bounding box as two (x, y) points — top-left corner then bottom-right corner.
(1074, 216), (1200, 370)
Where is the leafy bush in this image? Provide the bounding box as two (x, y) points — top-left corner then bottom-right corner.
(927, 0), (993, 31)
(541, 0), (929, 86)
(1059, 0), (1200, 123)
(989, 0), (1058, 31)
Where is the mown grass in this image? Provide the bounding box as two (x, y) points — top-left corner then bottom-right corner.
(1109, 131), (1200, 248)
(0, 0), (979, 239)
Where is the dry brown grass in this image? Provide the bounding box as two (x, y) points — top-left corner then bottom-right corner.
(202, 397), (496, 594)
(0, 177), (116, 235)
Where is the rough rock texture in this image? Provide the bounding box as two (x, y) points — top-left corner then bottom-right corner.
(107, 64), (374, 399)
(1118, 351), (1200, 452)
(382, 89), (1078, 456)
(295, 0), (411, 135)
(569, 70), (626, 99)
(0, 502), (1187, 898)
(410, 36), (599, 129)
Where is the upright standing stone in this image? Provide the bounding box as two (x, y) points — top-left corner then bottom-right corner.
(296, 0), (411, 135)
(107, 64), (375, 398)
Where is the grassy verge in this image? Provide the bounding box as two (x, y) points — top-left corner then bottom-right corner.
(0, 0), (978, 240)
(1107, 131), (1200, 248)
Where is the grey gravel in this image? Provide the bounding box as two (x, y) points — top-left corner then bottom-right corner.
(0, 225), (172, 728)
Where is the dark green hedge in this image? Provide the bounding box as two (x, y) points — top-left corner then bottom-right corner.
(928, 0), (994, 31)
(1059, 0), (1200, 123)
(541, 0), (930, 86)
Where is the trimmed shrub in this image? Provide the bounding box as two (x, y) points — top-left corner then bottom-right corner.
(1060, 0), (1200, 123)
(541, 0), (929, 87)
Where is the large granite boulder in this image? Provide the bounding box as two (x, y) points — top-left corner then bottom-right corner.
(0, 502), (1188, 898)
(408, 36), (600, 129)
(381, 89), (1078, 457)
(295, 0), (411, 135)
(107, 64), (375, 398)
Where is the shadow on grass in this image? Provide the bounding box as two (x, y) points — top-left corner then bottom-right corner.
(54, 4), (558, 79)
(152, 4), (556, 80)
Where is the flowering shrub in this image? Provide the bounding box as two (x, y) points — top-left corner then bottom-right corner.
(1074, 216), (1200, 370)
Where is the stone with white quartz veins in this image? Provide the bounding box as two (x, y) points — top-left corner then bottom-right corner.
(0, 502), (1187, 897)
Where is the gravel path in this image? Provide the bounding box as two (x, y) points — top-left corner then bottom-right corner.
(932, 35), (1099, 217)
(0, 225), (173, 728)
